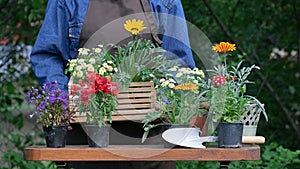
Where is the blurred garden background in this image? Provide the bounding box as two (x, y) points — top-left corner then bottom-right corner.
(1, 0), (300, 168)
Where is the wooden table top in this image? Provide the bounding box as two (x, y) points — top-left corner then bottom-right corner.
(24, 144), (260, 162)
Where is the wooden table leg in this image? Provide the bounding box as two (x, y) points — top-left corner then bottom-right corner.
(219, 161), (230, 169)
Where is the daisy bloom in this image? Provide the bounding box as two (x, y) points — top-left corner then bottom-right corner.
(124, 19), (147, 35)
(161, 80), (170, 87)
(99, 67), (106, 75)
(212, 42), (236, 54)
(168, 83), (175, 89)
(87, 64), (94, 72)
(107, 65), (113, 72)
(102, 63), (109, 68)
(78, 48), (90, 55)
(168, 66), (178, 71)
(76, 71), (83, 78)
(93, 47), (102, 53)
(89, 58), (96, 64)
(175, 72), (183, 78)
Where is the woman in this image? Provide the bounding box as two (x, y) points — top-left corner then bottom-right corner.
(30, 0), (195, 168)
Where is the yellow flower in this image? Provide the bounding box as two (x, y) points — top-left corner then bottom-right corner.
(212, 42), (236, 54)
(124, 19), (146, 35)
(174, 83), (199, 91)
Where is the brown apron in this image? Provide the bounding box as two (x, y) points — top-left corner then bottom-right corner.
(79, 0), (162, 49)
(66, 1), (174, 168)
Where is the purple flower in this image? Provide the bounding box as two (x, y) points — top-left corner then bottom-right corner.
(25, 80), (72, 126)
(26, 91), (31, 98)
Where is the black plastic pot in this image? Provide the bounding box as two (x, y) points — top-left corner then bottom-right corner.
(43, 125), (67, 148)
(85, 124), (110, 148)
(217, 122), (243, 148)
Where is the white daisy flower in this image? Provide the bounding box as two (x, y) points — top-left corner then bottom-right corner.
(176, 72), (183, 77)
(168, 83), (175, 89)
(76, 71), (83, 78)
(161, 80), (170, 87)
(99, 67), (106, 75)
(87, 64), (94, 72)
(159, 78), (166, 83)
(102, 63), (109, 68)
(89, 58), (96, 64)
(107, 65), (113, 72)
(93, 47), (102, 53)
(169, 78), (176, 83)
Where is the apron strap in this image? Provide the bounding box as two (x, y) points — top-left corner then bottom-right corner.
(140, 0), (163, 45)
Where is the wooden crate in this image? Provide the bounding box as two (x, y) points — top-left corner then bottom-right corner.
(69, 82), (156, 123)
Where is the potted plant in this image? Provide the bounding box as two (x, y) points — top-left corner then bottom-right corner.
(66, 18), (175, 147)
(142, 65), (206, 146)
(199, 42), (268, 148)
(25, 81), (74, 148)
(66, 45), (119, 148)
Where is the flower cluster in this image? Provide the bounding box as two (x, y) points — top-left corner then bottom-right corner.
(67, 45), (118, 81)
(26, 81), (73, 127)
(66, 44), (119, 127)
(158, 66), (204, 92)
(70, 72), (118, 105)
(142, 66), (205, 142)
(211, 75), (236, 87)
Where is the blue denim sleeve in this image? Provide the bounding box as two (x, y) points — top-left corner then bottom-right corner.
(149, 0), (196, 68)
(30, 0), (70, 92)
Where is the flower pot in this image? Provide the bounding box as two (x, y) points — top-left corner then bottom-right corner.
(85, 124), (110, 148)
(239, 103), (265, 136)
(43, 125), (67, 148)
(217, 122), (243, 148)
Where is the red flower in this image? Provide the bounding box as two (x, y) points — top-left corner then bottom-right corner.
(227, 75), (236, 81)
(212, 76), (226, 86)
(80, 88), (92, 105)
(211, 75), (236, 87)
(70, 84), (79, 95)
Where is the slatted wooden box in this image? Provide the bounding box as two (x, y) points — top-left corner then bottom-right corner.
(69, 82), (156, 123)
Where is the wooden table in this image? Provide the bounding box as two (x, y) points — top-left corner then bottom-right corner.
(24, 144), (260, 168)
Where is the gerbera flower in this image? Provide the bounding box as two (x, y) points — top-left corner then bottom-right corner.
(124, 19), (146, 35)
(212, 42), (236, 54)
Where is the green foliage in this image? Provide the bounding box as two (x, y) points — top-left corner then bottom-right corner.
(0, 133), (56, 169)
(230, 142), (300, 169)
(177, 142), (300, 169)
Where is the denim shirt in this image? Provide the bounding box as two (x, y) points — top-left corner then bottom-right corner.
(30, 0), (196, 92)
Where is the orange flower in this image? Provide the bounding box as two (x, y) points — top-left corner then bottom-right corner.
(212, 42), (236, 54)
(174, 83), (199, 91)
